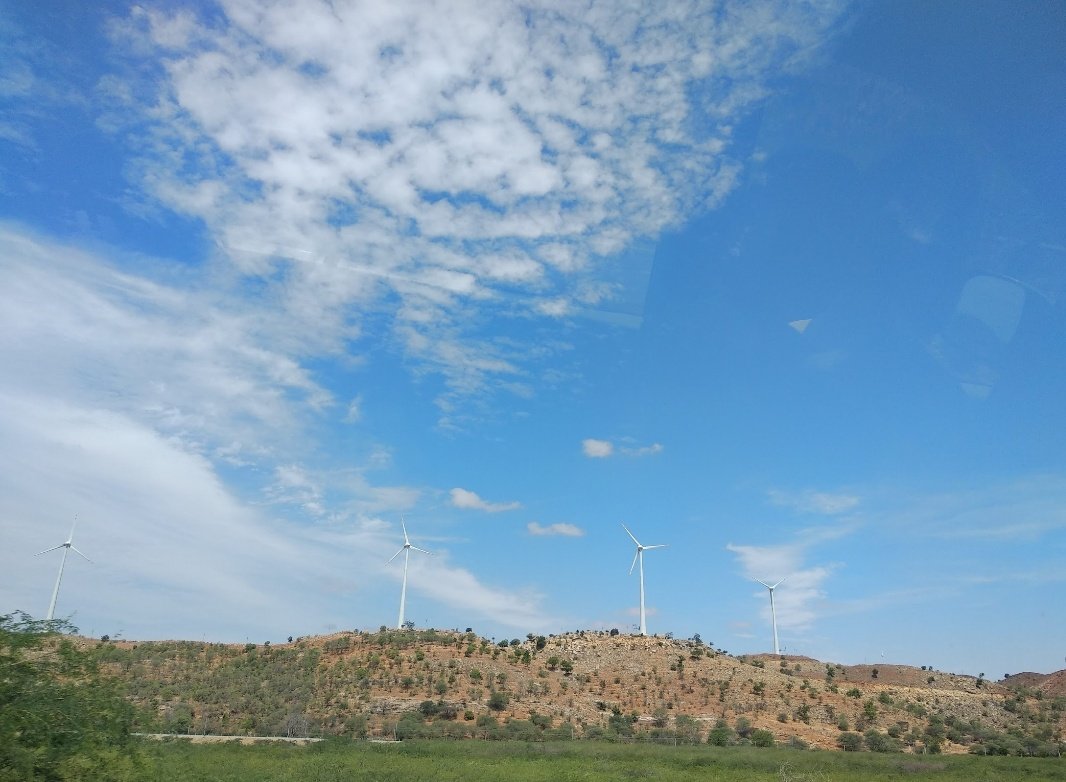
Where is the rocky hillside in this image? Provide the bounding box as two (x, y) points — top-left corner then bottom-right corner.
(87, 628), (1065, 755)
(1003, 670), (1066, 699)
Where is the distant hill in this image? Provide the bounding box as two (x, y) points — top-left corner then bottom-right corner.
(86, 629), (1065, 755)
(1002, 670), (1066, 699)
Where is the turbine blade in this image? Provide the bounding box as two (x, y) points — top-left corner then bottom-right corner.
(386, 547), (405, 564)
(621, 524), (640, 546)
(754, 578), (773, 589)
(70, 546), (92, 563)
(629, 550), (639, 576)
(771, 577), (788, 589)
(411, 546), (432, 555)
(401, 518), (411, 545)
(643, 544), (667, 551)
(35, 545), (64, 556)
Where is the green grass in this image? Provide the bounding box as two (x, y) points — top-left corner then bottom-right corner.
(136, 739), (1066, 782)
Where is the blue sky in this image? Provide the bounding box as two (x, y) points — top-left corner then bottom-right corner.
(2, 0), (1064, 678)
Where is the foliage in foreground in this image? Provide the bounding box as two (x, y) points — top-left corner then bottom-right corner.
(0, 613), (139, 781)
(137, 738), (1066, 782)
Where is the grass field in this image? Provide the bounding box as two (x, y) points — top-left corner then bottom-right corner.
(137, 739), (1066, 782)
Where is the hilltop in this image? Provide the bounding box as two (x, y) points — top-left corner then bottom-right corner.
(87, 628), (1065, 755)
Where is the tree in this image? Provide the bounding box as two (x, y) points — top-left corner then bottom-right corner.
(838, 732), (863, 751)
(282, 713), (311, 738)
(0, 612), (139, 780)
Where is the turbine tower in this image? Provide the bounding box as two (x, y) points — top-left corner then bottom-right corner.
(36, 516), (92, 621)
(755, 577), (787, 655)
(622, 524), (666, 636)
(387, 518), (430, 630)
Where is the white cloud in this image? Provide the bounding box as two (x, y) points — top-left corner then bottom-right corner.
(621, 442), (664, 457)
(0, 226), (558, 638)
(583, 438), (663, 458)
(450, 487), (521, 513)
(527, 522), (585, 537)
(726, 533), (840, 633)
(582, 438), (615, 458)
(768, 489), (860, 515)
(873, 474), (1066, 541)
(0, 225), (328, 463)
(101, 0), (844, 411)
(343, 396), (363, 423)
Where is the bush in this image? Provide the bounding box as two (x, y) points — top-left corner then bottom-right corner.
(751, 729), (775, 747)
(0, 612), (139, 780)
(487, 691), (510, 711)
(864, 729), (898, 752)
(707, 719), (735, 746)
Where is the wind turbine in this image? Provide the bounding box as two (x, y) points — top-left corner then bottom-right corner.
(755, 577), (787, 655)
(622, 524), (666, 636)
(386, 518), (431, 630)
(36, 516), (92, 621)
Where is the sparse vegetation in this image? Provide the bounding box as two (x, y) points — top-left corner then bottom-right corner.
(14, 626), (1055, 762)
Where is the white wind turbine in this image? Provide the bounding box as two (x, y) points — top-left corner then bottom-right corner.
(36, 516), (92, 621)
(755, 577), (787, 655)
(622, 524), (667, 636)
(387, 518), (431, 630)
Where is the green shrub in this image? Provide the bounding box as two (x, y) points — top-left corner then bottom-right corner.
(0, 613), (139, 780)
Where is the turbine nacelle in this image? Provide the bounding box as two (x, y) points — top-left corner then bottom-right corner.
(755, 577), (786, 592)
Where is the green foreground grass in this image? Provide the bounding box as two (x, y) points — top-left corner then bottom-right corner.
(138, 739), (1066, 782)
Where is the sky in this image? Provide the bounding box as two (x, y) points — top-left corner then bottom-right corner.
(1, 0), (1064, 679)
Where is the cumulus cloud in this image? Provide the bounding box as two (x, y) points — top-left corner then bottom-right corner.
(582, 438), (615, 458)
(527, 522), (585, 537)
(450, 487), (521, 513)
(102, 0), (843, 412)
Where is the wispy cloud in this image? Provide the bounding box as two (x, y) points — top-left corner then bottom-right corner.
(527, 522), (585, 538)
(450, 488), (521, 513)
(582, 437), (663, 458)
(726, 527), (846, 634)
(343, 396), (363, 424)
(622, 442), (664, 457)
(873, 474), (1066, 541)
(265, 464), (324, 516)
(768, 488), (859, 515)
(0, 227), (555, 637)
